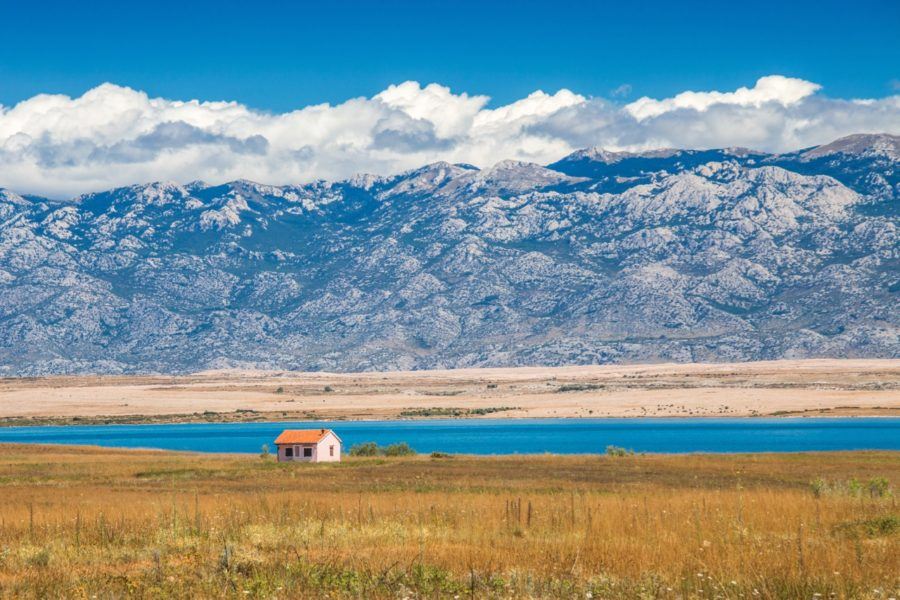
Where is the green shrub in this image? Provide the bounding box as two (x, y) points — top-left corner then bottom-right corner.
(810, 477), (828, 498)
(868, 477), (892, 498)
(27, 548), (51, 568)
(468, 406), (516, 415)
(349, 442), (379, 457)
(557, 383), (603, 393)
(606, 445), (632, 457)
(861, 515), (899, 536)
(349, 441), (417, 457)
(383, 442), (416, 457)
(833, 515), (899, 538)
(809, 476), (892, 499)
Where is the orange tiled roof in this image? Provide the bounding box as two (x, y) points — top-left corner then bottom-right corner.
(274, 429), (335, 445)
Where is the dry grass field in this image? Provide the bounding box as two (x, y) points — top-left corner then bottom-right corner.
(2, 359), (899, 424)
(0, 444), (897, 598)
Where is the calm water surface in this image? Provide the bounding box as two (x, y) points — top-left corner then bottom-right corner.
(0, 418), (898, 455)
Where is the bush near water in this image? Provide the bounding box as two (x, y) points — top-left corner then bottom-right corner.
(349, 441), (416, 457)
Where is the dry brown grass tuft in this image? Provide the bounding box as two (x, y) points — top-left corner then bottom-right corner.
(0, 444), (897, 598)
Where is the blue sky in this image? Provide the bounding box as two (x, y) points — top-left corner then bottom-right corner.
(2, 0), (898, 110)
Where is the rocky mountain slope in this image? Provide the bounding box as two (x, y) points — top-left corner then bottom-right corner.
(0, 134), (897, 374)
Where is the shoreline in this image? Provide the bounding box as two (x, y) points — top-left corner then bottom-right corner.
(2, 405), (900, 428)
(1, 440), (898, 457)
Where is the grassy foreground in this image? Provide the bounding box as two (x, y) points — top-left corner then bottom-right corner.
(0, 445), (897, 599)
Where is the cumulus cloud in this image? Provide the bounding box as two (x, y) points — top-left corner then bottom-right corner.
(624, 75), (821, 120)
(0, 76), (898, 197)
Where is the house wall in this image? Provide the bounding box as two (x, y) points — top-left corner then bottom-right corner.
(315, 432), (341, 462)
(277, 444), (316, 462)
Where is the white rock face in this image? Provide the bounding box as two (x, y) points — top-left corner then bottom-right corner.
(0, 134), (897, 374)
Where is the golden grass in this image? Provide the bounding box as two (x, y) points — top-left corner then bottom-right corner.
(0, 444), (897, 598)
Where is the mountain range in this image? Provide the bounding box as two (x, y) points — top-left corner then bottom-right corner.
(1, 133), (897, 375)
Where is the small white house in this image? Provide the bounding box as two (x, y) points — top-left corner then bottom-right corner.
(274, 429), (342, 463)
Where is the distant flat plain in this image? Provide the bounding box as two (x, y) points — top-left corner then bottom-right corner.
(1, 359), (898, 425)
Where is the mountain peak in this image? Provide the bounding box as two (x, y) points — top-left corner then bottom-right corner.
(184, 180), (210, 193)
(381, 162), (477, 197)
(802, 133), (900, 161)
(484, 159), (545, 173)
(0, 188), (31, 207)
(343, 172), (387, 190)
(476, 160), (581, 192)
(559, 147), (683, 164)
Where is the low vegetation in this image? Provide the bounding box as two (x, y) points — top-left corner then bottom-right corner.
(0, 445), (897, 598)
(811, 476), (894, 499)
(0, 406), (519, 428)
(605, 444), (635, 457)
(0, 410), (291, 427)
(348, 441), (416, 457)
(555, 383), (605, 393)
(398, 406), (517, 417)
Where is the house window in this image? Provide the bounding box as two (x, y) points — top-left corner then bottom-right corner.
(285, 447), (293, 458)
(329, 445), (334, 457)
(303, 447), (313, 457)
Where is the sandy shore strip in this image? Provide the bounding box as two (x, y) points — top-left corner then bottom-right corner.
(1, 359), (898, 424)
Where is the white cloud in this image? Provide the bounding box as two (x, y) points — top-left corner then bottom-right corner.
(0, 76), (898, 197)
(624, 75), (821, 120)
(375, 82), (487, 138)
